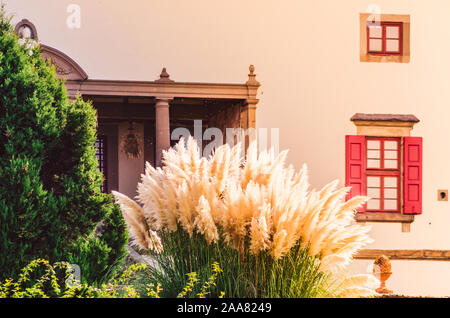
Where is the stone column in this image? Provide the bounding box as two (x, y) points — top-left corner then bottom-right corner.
(155, 98), (171, 167)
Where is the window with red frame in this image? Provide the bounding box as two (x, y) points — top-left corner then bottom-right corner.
(365, 138), (400, 212)
(367, 22), (403, 55)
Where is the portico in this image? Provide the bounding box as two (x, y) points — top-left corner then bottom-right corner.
(18, 17), (261, 197)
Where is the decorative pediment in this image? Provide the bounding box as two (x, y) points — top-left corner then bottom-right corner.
(40, 44), (88, 81)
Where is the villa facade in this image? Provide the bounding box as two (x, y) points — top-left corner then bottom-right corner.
(9, 0), (450, 296)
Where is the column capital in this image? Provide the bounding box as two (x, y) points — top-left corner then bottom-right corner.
(244, 99), (259, 109)
(154, 97), (173, 108)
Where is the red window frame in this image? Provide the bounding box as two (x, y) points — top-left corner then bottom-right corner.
(367, 21), (403, 55)
(366, 137), (401, 213)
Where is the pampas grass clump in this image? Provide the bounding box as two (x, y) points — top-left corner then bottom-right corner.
(113, 137), (377, 298)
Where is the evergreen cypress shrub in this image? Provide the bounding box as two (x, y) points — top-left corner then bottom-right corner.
(0, 6), (128, 284)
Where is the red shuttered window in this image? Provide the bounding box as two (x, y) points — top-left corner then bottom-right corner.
(345, 135), (422, 215)
(367, 22), (403, 55)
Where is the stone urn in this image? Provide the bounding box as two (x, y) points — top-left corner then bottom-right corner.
(373, 255), (393, 294)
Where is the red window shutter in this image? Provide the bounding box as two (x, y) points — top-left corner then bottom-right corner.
(403, 137), (423, 214)
(345, 135), (366, 212)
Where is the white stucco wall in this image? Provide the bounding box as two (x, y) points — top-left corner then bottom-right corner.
(7, 0), (450, 296)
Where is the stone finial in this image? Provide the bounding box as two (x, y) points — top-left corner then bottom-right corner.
(246, 64), (260, 86)
(155, 67), (174, 83)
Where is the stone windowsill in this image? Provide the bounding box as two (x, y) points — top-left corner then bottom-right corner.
(360, 54), (410, 64)
(355, 212), (415, 223)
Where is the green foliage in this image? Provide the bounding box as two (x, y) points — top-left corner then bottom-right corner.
(174, 262), (224, 298)
(141, 230), (333, 298)
(177, 272), (198, 298)
(0, 259), (69, 298)
(0, 259), (144, 298)
(146, 283), (163, 298)
(0, 5), (127, 284)
(0, 259), (224, 299)
(197, 262), (224, 298)
(134, 260), (225, 299)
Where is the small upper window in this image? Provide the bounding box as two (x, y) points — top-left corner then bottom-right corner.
(360, 13), (410, 63)
(367, 22), (403, 55)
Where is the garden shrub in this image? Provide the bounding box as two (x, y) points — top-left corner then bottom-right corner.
(0, 259), (224, 298)
(113, 137), (379, 298)
(0, 259), (142, 298)
(0, 6), (127, 284)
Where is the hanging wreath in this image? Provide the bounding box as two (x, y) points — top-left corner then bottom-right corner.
(121, 121), (143, 159)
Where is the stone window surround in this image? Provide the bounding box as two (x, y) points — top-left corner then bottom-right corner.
(350, 113), (420, 232)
